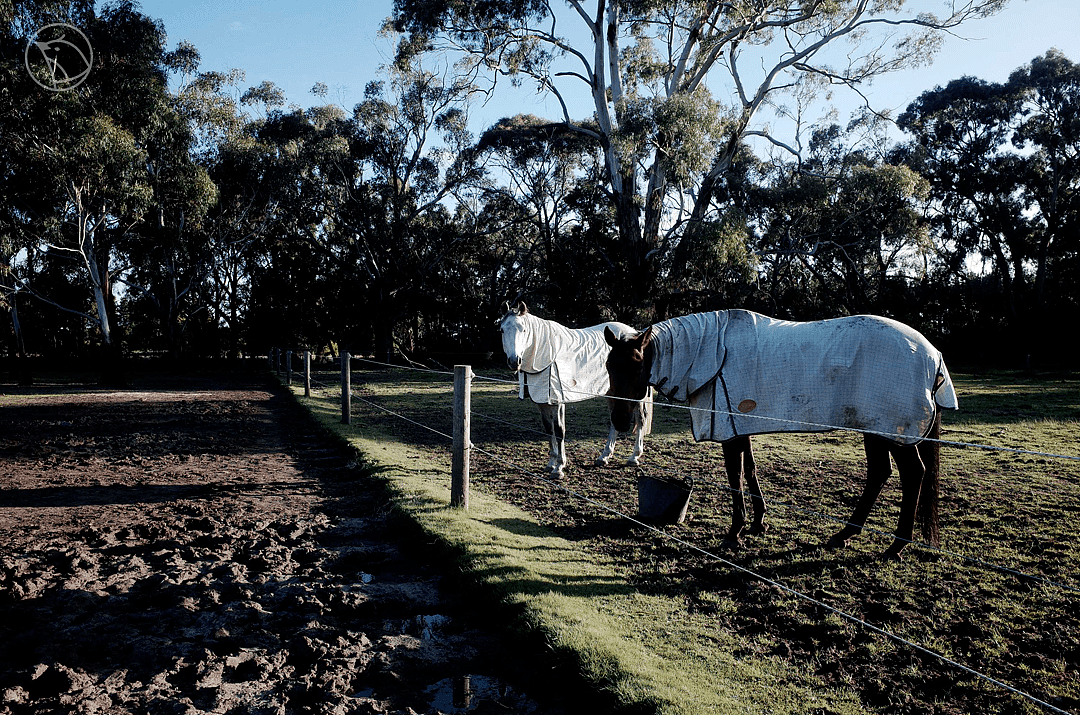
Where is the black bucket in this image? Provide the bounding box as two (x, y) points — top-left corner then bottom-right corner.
(636, 475), (693, 525)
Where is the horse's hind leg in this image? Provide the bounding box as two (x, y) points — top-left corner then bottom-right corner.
(829, 434), (892, 550)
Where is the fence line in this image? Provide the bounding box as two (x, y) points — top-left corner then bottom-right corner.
(294, 354), (1080, 519)
(301, 358), (1080, 596)
(290, 360), (1074, 715)
(477, 371), (1080, 464)
(283, 351), (1079, 467)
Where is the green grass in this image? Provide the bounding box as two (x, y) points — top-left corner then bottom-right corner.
(293, 369), (870, 714)
(289, 366), (1080, 715)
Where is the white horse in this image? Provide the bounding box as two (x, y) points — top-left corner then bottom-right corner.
(499, 302), (651, 478)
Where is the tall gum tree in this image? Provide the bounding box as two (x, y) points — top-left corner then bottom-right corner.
(392, 0), (1008, 318)
(895, 50), (1080, 358)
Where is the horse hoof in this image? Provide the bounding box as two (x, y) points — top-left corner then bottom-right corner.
(882, 545), (905, 561)
(724, 529), (745, 546)
(594, 457), (610, 466)
(827, 527), (859, 549)
(748, 524), (768, 536)
(625, 457), (640, 466)
(825, 535), (849, 550)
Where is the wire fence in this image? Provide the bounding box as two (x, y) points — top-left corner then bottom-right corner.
(275, 349), (1079, 715)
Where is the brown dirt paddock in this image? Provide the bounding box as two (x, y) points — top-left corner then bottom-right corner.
(0, 371), (590, 715)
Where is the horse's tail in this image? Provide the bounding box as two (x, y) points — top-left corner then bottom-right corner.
(916, 410), (942, 546)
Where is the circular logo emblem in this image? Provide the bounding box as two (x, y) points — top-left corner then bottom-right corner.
(737, 399), (757, 413)
(25, 23), (94, 92)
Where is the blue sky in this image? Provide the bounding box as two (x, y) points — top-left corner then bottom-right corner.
(137, 0), (1080, 135)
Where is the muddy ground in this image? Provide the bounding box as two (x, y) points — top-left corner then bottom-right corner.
(0, 371), (588, 715)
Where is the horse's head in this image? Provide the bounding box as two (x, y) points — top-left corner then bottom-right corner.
(499, 301), (530, 371)
(604, 325), (653, 433)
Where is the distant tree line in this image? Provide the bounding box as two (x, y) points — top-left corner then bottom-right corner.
(2, 0), (1076, 377)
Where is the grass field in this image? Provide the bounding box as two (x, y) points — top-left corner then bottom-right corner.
(293, 366), (1080, 715)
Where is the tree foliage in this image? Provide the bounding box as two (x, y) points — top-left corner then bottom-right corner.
(391, 0), (1008, 320)
(895, 50), (1080, 359)
(4, 1), (1079, 370)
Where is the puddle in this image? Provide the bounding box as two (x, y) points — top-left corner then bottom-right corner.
(424, 674), (542, 713)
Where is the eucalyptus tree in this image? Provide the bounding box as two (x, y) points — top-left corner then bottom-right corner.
(2, 0), (182, 374)
(240, 101), (350, 357)
(168, 60), (285, 358)
(896, 76), (1025, 317)
(895, 50), (1080, 360)
(340, 52), (485, 360)
(1006, 50), (1080, 314)
(475, 114), (615, 320)
(1, 1), (98, 358)
(117, 97), (216, 359)
(753, 122), (931, 319)
(392, 0), (1008, 318)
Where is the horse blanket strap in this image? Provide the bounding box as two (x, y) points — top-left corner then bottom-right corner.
(518, 315), (637, 404)
(649, 310), (958, 444)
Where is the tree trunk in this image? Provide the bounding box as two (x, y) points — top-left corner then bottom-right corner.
(10, 298), (32, 386)
(667, 134), (740, 282)
(611, 180), (649, 319)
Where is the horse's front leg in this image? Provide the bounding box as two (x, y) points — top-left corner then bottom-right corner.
(829, 434), (891, 551)
(540, 403), (568, 478)
(741, 438), (767, 535)
(595, 423), (618, 466)
(627, 399), (648, 466)
(882, 444), (925, 560)
(722, 437), (750, 543)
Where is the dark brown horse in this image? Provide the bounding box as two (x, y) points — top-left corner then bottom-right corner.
(604, 310), (957, 559)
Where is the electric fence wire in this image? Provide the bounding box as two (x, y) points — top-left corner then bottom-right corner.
(644, 462), (1080, 596)
(472, 371), (1080, 463)
(298, 359), (1080, 590)
(314, 370), (1076, 715)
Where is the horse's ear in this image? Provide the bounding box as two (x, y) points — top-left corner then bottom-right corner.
(516, 302), (528, 316)
(639, 326), (655, 349)
(604, 326), (621, 347)
(503, 301), (511, 314)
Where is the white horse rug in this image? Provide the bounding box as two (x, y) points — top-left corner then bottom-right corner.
(517, 315), (637, 405)
(648, 310), (958, 444)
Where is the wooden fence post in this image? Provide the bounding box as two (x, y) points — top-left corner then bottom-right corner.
(303, 350), (311, 398)
(285, 350), (293, 386)
(340, 351), (351, 424)
(451, 364), (472, 509)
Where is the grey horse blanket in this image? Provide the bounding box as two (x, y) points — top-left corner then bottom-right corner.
(648, 310), (958, 444)
(518, 315), (637, 404)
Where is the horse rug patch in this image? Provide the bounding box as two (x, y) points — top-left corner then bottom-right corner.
(518, 316), (637, 404)
(648, 310), (958, 444)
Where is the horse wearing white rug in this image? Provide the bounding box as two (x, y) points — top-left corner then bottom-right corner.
(605, 309), (957, 559)
(499, 303), (651, 478)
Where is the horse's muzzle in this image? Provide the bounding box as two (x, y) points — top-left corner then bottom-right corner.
(507, 356), (522, 372)
(608, 398), (634, 433)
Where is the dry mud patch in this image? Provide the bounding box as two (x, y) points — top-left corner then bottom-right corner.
(0, 373), (581, 715)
